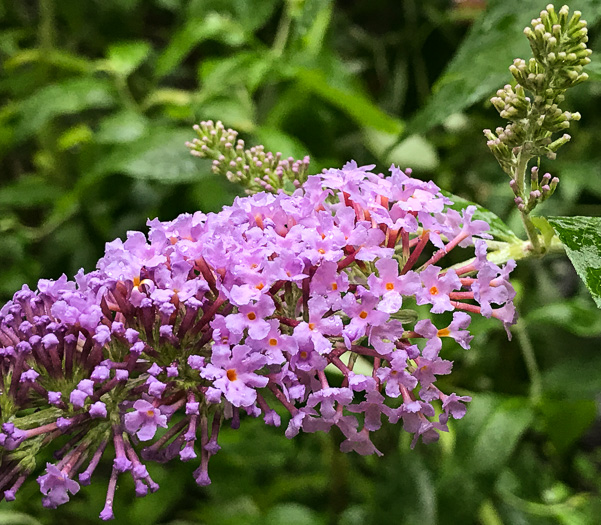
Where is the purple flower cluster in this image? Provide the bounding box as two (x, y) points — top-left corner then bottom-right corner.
(0, 161), (515, 518)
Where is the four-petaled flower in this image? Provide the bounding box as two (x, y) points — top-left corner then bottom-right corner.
(124, 400), (168, 441)
(37, 464), (80, 509)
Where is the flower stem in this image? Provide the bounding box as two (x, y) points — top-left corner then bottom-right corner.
(272, 4), (292, 57)
(514, 317), (542, 403)
(514, 150), (543, 255)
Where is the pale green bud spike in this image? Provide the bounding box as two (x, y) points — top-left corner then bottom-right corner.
(485, 3), (591, 222)
(187, 120), (311, 195)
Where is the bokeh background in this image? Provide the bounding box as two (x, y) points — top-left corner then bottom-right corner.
(2, 0), (601, 523)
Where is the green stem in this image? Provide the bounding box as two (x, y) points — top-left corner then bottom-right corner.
(450, 236), (564, 274)
(272, 4), (292, 56)
(39, 0), (55, 60)
(514, 149), (543, 255)
(514, 149), (528, 198)
(115, 75), (139, 112)
(38, 0), (64, 185)
(327, 431), (348, 525)
(514, 317), (542, 403)
(521, 210), (544, 255)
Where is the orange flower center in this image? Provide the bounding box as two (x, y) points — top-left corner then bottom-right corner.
(359, 311), (368, 319)
(269, 338), (278, 346)
(247, 312), (257, 321)
(429, 286), (439, 295)
(226, 369), (237, 381)
(385, 282), (394, 291)
(308, 323), (316, 331)
(300, 351), (308, 359)
(146, 409), (155, 417)
(437, 328), (450, 337)
(256, 283), (264, 290)
(318, 248), (326, 254)
(331, 283), (338, 291)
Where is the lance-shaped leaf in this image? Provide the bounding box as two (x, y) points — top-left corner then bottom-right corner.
(548, 216), (601, 308)
(410, 0), (601, 134)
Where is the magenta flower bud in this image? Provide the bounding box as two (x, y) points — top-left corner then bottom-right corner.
(89, 402), (107, 419)
(48, 391), (62, 405)
(185, 402), (200, 415)
(69, 390), (88, 408)
(115, 369), (129, 381)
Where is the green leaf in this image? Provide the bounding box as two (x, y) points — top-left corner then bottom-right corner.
(105, 40), (151, 77)
(583, 60), (601, 82)
(540, 399), (597, 454)
(94, 127), (211, 183)
(386, 134), (439, 172)
(253, 127), (309, 160)
(467, 396), (534, 475)
(57, 123), (94, 150)
(142, 89), (193, 110)
(0, 511), (43, 525)
(555, 160), (601, 200)
(198, 52), (277, 95)
(263, 503), (325, 525)
(4, 48), (93, 73)
(442, 190), (520, 243)
(547, 216), (601, 308)
(410, 0), (601, 134)
(544, 353), (601, 400)
(187, 0), (279, 33)
(0, 175), (63, 208)
(96, 111), (149, 144)
(436, 395), (534, 523)
(526, 298), (601, 338)
(16, 77), (117, 141)
(228, 0), (279, 33)
(297, 0), (333, 56)
(155, 13), (247, 78)
(296, 69), (403, 135)
(194, 96), (255, 132)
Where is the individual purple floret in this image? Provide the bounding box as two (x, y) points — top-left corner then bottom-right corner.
(124, 400), (168, 441)
(37, 464), (80, 509)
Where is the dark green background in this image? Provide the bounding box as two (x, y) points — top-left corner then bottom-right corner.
(1, 0), (601, 523)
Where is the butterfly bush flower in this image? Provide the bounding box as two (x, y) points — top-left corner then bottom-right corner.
(0, 158), (515, 519)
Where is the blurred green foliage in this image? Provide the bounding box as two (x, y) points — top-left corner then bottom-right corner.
(1, 0), (601, 523)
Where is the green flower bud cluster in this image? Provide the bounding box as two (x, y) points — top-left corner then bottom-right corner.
(484, 4), (591, 255)
(484, 4), (590, 172)
(186, 120), (311, 194)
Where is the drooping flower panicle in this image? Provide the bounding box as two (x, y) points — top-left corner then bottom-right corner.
(0, 160), (515, 518)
